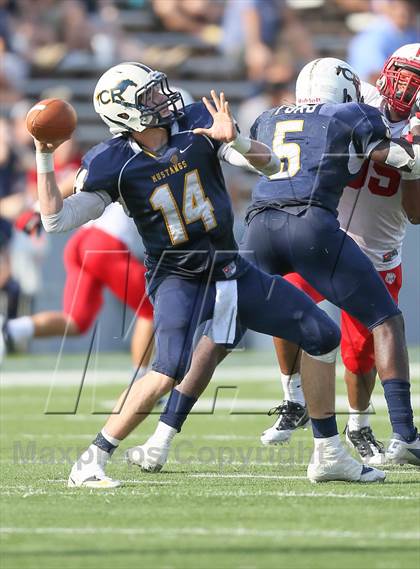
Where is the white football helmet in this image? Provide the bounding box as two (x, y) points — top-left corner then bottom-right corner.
(377, 43), (420, 118)
(295, 58), (362, 105)
(93, 62), (184, 134)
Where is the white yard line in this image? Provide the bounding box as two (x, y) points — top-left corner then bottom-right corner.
(43, 479), (177, 485)
(189, 473), (307, 480)
(0, 526), (418, 540)
(101, 395), (420, 412)
(2, 364), (419, 386)
(0, 484), (418, 501)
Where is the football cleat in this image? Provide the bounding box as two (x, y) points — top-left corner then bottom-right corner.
(260, 400), (310, 445)
(307, 438), (386, 483)
(385, 432), (420, 466)
(344, 425), (386, 465)
(125, 438), (170, 472)
(67, 463), (122, 488)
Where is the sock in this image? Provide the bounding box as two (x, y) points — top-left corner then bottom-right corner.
(313, 433), (341, 451)
(311, 415), (339, 439)
(150, 421), (178, 445)
(382, 379), (416, 442)
(7, 317), (34, 344)
(92, 429), (120, 456)
(79, 444), (111, 470)
(347, 404), (370, 431)
(160, 389), (197, 432)
(281, 372), (305, 406)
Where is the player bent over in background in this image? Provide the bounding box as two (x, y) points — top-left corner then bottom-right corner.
(133, 57), (420, 479)
(35, 62), (383, 487)
(1, 199), (154, 376)
(262, 45), (420, 466)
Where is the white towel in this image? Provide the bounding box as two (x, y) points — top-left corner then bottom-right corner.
(211, 280), (238, 344)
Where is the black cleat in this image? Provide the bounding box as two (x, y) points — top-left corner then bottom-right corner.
(345, 425), (386, 465)
(261, 400), (310, 445)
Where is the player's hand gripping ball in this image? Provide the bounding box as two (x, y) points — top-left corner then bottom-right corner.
(26, 98), (77, 143)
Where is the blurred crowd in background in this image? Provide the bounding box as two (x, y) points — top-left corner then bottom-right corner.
(0, 0), (419, 347)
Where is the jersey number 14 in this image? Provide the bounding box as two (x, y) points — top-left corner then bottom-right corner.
(150, 169), (217, 245)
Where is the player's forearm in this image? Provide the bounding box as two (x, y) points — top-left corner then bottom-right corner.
(35, 150), (64, 216)
(369, 138), (419, 179)
(37, 171), (64, 216)
(246, 140), (280, 175)
(225, 137), (280, 176)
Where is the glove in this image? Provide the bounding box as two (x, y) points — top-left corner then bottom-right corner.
(15, 209), (42, 236)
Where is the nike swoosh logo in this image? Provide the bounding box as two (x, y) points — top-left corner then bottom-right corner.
(179, 144), (192, 154)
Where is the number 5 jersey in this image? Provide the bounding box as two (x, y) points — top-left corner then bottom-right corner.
(249, 86), (407, 273)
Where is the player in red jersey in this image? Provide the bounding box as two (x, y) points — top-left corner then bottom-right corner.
(1, 148), (154, 374)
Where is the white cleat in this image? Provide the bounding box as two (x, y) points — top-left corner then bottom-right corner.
(125, 439), (170, 473)
(260, 401), (310, 445)
(386, 433), (420, 466)
(307, 437), (386, 483)
(68, 463), (122, 489)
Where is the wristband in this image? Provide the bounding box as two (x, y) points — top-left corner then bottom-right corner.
(36, 152), (54, 174)
(229, 134), (252, 155)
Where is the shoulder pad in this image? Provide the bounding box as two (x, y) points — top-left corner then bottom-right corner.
(80, 136), (134, 197)
(177, 102), (213, 131)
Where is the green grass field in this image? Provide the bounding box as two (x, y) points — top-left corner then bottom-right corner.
(1, 348), (419, 569)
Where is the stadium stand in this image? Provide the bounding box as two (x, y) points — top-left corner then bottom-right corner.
(12, 0), (357, 148)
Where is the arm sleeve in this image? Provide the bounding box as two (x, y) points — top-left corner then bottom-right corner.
(217, 144), (258, 171)
(217, 112), (263, 168)
(352, 104), (390, 156)
(41, 190), (112, 232)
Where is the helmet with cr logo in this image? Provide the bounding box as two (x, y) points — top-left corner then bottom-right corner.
(93, 62), (184, 135)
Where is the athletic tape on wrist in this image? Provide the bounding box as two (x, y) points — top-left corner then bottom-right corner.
(36, 153), (54, 174)
(229, 134), (252, 155)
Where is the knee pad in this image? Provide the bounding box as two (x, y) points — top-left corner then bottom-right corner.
(305, 346), (338, 363)
(300, 305), (341, 357)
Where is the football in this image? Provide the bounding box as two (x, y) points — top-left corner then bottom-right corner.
(26, 98), (77, 143)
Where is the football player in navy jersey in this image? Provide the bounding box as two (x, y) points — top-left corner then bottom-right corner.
(241, 58), (420, 470)
(132, 58), (420, 482)
(34, 62), (361, 487)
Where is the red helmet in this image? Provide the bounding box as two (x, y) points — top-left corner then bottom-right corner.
(377, 43), (420, 118)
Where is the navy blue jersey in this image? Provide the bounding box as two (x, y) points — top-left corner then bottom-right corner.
(249, 102), (390, 216)
(78, 103), (244, 286)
